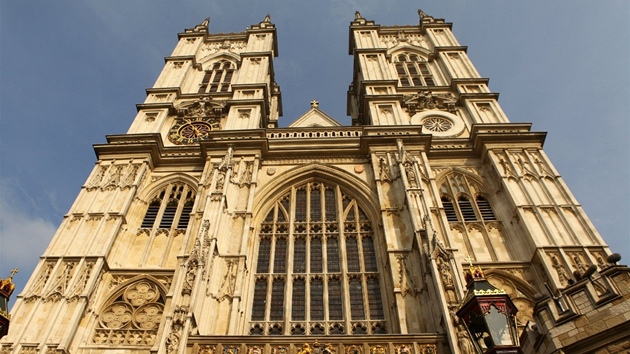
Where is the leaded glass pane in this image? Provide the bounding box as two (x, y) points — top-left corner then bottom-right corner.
(310, 184), (321, 222)
(294, 238), (306, 273)
(310, 278), (324, 320)
(349, 277), (365, 320)
(273, 238), (287, 273)
(292, 278), (306, 320)
(295, 188), (307, 222)
(326, 236), (340, 272)
(270, 278), (285, 321)
(252, 278), (268, 321)
(325, 187), (336, 221)
(362, 236), (377, 272)
(328, 277), (343, 320)
(257, 237), (271, 273)
(367, 277), (384, 319)
(310, 237), (322, 273)
(346, 236), (361, 272)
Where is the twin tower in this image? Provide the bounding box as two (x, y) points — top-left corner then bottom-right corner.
(2, 11), (629, 354)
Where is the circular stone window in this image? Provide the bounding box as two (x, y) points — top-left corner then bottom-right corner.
(411, 110), (465, 138)
(422, 117), (453, 132)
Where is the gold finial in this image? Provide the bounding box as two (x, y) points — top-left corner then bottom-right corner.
(463, 256), (485, 284)
(310, 99), (319, 108)
(0, 268), (18, 298)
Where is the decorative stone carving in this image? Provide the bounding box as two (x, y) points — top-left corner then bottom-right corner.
(394, 345), (412, 354)
(43, 261), (78, 302)
(370, 345), (386, 354)
(67, 261), (94, 301)
(248, 346), (263, 354)
(214, 258), (238, 302)
(403, 90), (457, 115)
(102, 165), (124, 191)
(549, 253), (570, 286)
(345, 345), (362, 354)
(457, 328), (476, 354)
(378, 157), (392, 182)
(417, 345), (436, 354)
(436, 256), (454, 288)
(264, 347), (285, 354)
(223, 345), (240, 354)
(396, 254), (418, 297)
(403, 161), (418, 188)
(567, 252), (589, 273)
(87, 165), (108, 191)
(177, 96), (227, 119)
(94, 279), (164, 346)
(199, 345), (216, 354)
(239, 161), (254, 186)
(18, 347), (36, 354)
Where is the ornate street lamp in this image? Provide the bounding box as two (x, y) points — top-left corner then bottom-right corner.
(456, 262), (521, 354)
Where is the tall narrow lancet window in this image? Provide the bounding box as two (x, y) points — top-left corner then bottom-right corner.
(140, 183), (196, 231)
(250, 181), (386, 335)
(198, 60), (235, 93)
(394, 53), (435, 87)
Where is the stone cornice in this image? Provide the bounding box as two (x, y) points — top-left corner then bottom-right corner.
(93, 124), (547, 168)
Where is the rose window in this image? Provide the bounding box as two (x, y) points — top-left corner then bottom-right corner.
(422, 117), (453, 132)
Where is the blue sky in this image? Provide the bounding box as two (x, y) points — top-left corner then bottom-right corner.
(1, 1), (628, 299)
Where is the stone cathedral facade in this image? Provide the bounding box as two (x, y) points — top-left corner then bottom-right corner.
(2, 11), (629, 354)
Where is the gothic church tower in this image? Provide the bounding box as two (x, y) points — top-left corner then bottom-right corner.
(2, 12), (628, 354)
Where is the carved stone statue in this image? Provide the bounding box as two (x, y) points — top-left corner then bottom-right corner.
(457, 329), (476, 354)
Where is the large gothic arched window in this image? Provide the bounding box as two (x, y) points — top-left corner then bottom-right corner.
(250, 181), (386, 336)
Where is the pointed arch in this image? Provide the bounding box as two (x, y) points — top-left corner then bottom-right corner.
(198, 52), (242, 68)
(139, 173), (198, 202)
(253, 163), (380, 225)
(388, 46), (433, 60)
(484, 269), (537, 330)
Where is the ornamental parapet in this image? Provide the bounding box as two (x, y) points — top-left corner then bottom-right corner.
(187, 335), (448, 354)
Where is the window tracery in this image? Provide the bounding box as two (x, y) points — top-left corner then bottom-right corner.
(394, 53), (435, 87)
(199, 60), (235, 93)
(250, 181), (385, 335)
(93, 279), (165, 346)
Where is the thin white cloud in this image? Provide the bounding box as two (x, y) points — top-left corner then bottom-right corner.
(0, 180), (57, 298)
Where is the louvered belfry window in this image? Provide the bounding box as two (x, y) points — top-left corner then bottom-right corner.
(140, 183), (195, 230)
(439, 174), (497, 223)
(198, 60), (235, 93)
(250, 181), (386, 335)
(395, 53), (435, 87)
